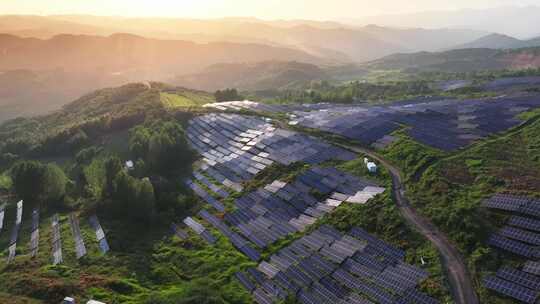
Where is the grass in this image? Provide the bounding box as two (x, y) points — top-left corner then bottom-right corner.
(0, 173), (11, 191)
(160, 92), (213, 109)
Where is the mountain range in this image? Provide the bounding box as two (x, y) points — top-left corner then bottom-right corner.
(452, 33), (540, 50)
(354, 6), (540, 38)
(0, 15), (488, 62)
(366, 48), (540, 73)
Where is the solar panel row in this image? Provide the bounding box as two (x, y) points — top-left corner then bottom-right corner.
(51, 214), (63, 265)
(69, 213), (87, 259)
(89, 215), (110, 254)
(7, 201), (23, 263)
(483, 275), (538, 304)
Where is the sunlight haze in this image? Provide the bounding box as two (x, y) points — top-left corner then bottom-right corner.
(2, 0), (539, 19)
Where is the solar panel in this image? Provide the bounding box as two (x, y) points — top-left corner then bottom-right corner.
(508, 216), (540, 232)
(482, 194), (530, 211)
(235, 272), (256, 292)
(499, 226), (540, 245)
(253, 288), (274, 304)
(89, 215), (110, 254)
(483, 275), (538, 304)
(51, 214), (63, 265)
(523, 261), (540, 276)
(0, 204), (4, 232)
(488, 234), (537, 258)
(247, 267), (267, 285)
(496, 266), (540, 291)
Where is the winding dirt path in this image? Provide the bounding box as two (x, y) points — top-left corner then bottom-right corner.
(337, 143), (479, 304)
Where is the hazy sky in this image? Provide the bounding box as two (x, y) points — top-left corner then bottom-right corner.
(1, 0), (539, 19)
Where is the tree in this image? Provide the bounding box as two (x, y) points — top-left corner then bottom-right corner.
(129, 121), (195, 176)
(104, 157), (123, 197)
(11, 161), (45, 203)
(214, 88), (241, 102)
(11, 161), (67, 206)
(110, 172), (156, 221)
(42, 164), (67, 203)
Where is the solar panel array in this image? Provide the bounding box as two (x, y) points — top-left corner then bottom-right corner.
(186, 113), (355, 198)
(69, 213), (87, 259)
(287, 95), (540, 151)
(203, 100), (286, 113)
(235, 225), (437, 304)
(51, 214), (63, 265)
(483, 77), (540, 91)
(7, 200), (23, 263)
(483, 193), (540, 302)
(223, 166), (384, 249)
(88, 215), (110, 254)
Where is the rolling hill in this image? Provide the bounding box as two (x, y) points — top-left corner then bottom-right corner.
(366, 47), (540, 72)
(173, 61), (329, 91)
(0, 33), (320, 74)
(451, 33), (540, 50)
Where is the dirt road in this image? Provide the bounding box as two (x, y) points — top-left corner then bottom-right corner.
(339, 143), (479, 304)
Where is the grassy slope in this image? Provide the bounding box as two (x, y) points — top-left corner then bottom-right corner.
(377, 109), (540, 303)
(160, 90), (214, 109)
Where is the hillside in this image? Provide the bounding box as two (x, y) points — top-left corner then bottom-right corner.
(0, 33), (320, 74)
(173, 61), (329, 91)
(452, 33), (540, 50)
(366, 47), (540, 72)
(0, 82), (212, 159)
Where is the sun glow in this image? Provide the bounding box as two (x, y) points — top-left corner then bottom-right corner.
(1, 0), (540, 20)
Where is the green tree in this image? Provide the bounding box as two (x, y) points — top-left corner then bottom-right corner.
(129, 121), (194, 176)
(42, 164), (67, 203)
(104, 157), (123, 197)
(11, 161), (67, 206)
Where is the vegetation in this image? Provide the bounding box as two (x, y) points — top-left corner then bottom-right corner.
(214, 88), (243, 102)
(11, 160), (67, 207)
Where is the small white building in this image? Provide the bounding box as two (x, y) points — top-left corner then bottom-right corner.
(367, 162), (378, 173)
(62, 297), (75, 304)
(87, 301), (107, 304)
(125, 160), (134, 171)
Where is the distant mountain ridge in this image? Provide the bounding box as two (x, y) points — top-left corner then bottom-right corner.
(0, 15), (488, 62)
(366, 47), (540, 72)
(452, 33), (540, 50)
(354, 6), (540, 38)
(0, 33), (320, 74)
(173, 61), (329, 91)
